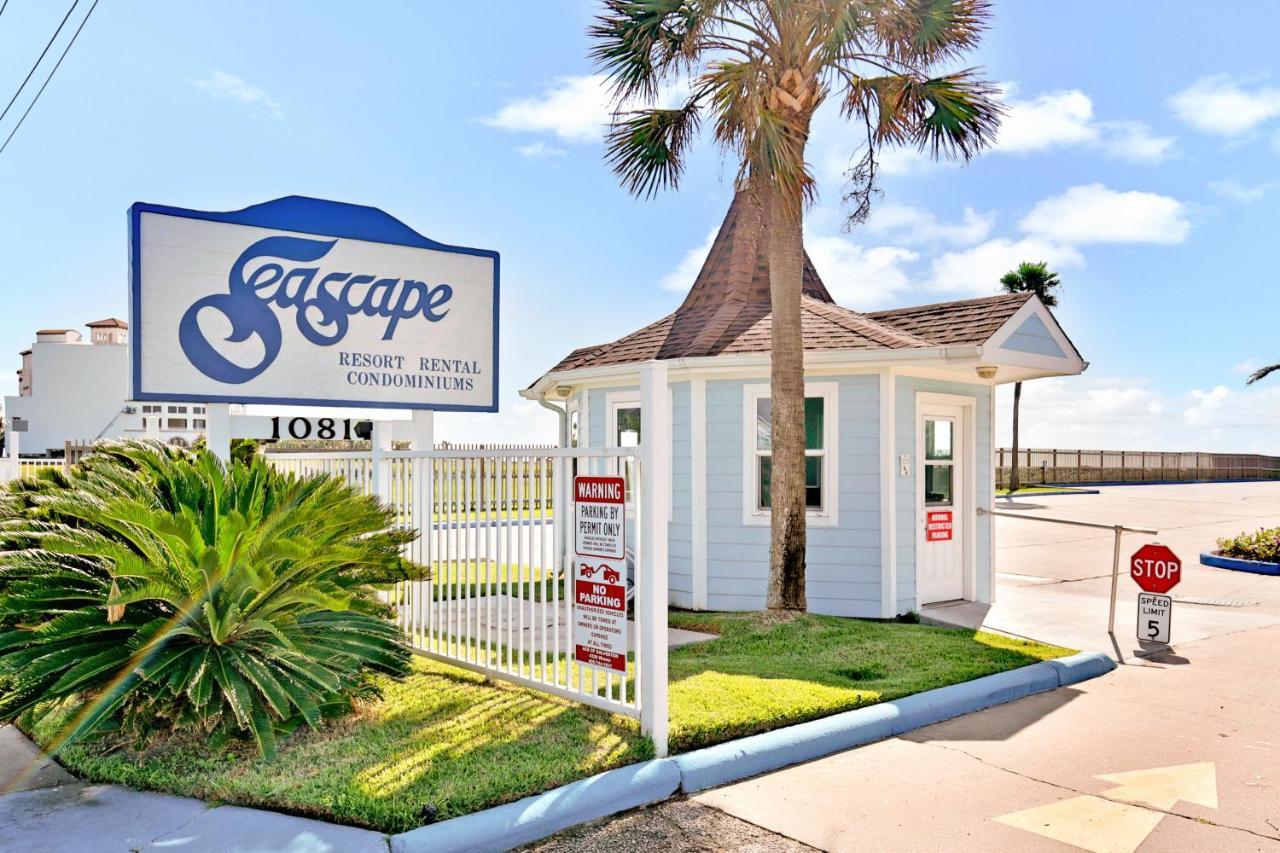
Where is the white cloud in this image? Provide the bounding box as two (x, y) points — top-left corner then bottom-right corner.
(996, 89), (1098, 153)
(864, 203), (995, 246)
(485, 73), (688, 145)
(1209, 179), (1280, 202)
(995, 87), (1174, 164)
(923, 236), (1083, 296)
(658, 227), (717, 292)
(1102, 121), (1176, 164)
(805, 235), (919, 308)
(190, 70), (283, 119)
(485, 75), (609, 143)
(518, 140), (567, 159)
(996, 377), (1280, 453)
(1019, 184), (1190, 245)
(1169, 74), (1280, 135)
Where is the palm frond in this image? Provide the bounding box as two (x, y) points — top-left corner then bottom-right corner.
(1247, 363), (1280, 385)
(605, 99), (704, 197)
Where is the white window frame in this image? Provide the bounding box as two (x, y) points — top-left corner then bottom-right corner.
(742, 381), (839, 528)
(606, 388), (675, 521)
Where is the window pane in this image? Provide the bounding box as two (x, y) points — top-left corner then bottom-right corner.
(755, 398), (772, 451)
(925, 464), (953, 505)
(925, 419), (953, 460)
(615, 407), (641, 447)
(758, 455), (772, 510)
(805, 455), (822, 508)
(804, 397), (824, 450)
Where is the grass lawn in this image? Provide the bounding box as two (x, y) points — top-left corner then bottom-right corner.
(666, 612), (1072, 751)
(34, 613), (1072, 834)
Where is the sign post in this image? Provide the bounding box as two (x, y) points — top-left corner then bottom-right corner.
(572, 476), (628, 674)
(1131, 543), (1180, 645)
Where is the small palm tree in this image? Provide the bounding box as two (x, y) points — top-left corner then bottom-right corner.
(0, 442), (423, 756)
(999, 261), (1061, 493)
(1247, 364), (1279, 385)
(592, 0), (1001, 611)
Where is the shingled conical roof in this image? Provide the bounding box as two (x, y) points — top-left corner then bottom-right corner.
(536, 190), (1033, 379)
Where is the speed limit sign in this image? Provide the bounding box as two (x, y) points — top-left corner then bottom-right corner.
(1137, 592), (1172, 644)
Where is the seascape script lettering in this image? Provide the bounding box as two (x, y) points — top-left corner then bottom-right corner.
(178, 235), (454, 384)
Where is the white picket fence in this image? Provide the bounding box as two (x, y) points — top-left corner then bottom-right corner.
(268, 445), (670, 753)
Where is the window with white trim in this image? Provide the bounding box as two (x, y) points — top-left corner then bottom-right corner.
(607, 393), (641, 503)
(744, 383), (837, 525)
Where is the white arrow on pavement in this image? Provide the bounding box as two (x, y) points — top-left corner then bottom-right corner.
(994, 762), (1218, 853)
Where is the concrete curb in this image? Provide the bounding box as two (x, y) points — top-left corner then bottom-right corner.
(391, 759), (680, 853)
(675, 651), (1113, 793)
(997, 488), (1100, 498)
(1200, 551), (1280, 577)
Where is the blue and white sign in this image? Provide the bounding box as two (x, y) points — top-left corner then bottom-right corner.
(129, 196), (499, 411)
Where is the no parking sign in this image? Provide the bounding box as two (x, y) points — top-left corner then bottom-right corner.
(573, 477), (627, 673)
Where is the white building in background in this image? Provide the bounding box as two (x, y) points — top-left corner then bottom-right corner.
(4, 318), (207, 458)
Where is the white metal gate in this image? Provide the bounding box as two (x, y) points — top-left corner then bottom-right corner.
(269, 445), (669, 753)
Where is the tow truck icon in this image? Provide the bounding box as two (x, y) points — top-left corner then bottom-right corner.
(579, 563), (622, 584)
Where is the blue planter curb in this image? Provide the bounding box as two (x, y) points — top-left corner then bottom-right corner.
(1200, 551), (1280, 576)
(390, 758), (680, 853)
(389, 652), (1114, 849)
(675, 651), (1113, 794)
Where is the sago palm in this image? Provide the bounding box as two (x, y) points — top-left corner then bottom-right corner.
(999, 261), (1061, 493)
(592, 0), (1002, 610)
(0, 442), (423, 756)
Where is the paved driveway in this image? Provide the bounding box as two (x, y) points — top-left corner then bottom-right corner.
(927, 481), (1280, 656)
(544, 482), (1280, 852)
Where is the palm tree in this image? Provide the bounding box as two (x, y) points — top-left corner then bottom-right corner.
(999, 261), (1061, 493)
(1247, 364), (1279, 385)
(591, 1), (1002, 611)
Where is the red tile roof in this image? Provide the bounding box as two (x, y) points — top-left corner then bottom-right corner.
(86, 318), (128, 329)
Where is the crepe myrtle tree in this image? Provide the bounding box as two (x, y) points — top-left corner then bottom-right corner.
(591, 0), (1002, 610)
(999, 261), (1061, 493)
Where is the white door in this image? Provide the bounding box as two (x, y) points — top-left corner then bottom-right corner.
(918, 406), (965, 604)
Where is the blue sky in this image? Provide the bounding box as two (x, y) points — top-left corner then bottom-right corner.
(1, 1), (1278, 450)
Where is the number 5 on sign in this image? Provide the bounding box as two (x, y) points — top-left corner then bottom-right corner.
(1137, 592), (1172, 645)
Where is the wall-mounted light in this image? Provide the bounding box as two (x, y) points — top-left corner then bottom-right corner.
(553, 385), (575, 399)
(975, 365), (998, 380)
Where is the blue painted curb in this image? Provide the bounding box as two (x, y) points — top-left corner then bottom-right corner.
(675, 651), (1113, 793)
(1200, 551), (1280, 576)
(388, 652), (1116, 848)
(390, 759), (680, 853)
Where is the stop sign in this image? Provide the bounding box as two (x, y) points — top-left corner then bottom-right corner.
(1131, 543), (1181, 594)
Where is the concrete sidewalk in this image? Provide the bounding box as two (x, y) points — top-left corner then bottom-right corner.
(0, 726), (389, 853)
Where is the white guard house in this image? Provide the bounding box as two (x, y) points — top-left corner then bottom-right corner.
(524, 192), (1085, 617)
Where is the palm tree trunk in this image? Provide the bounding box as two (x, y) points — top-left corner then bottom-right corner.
(765, 184), (807, 612)
(1009, 381), (1022, 493)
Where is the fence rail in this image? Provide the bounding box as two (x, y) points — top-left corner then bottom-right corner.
(997, 447), (1280, 488)
(266, 447), (661, 737)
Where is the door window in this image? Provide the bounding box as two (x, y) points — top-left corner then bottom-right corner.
(924, 418), (955, 506)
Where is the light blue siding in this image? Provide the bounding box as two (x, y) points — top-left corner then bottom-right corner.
(669, 382), (693, 606)
(1003, 313), (1065, 357)
(894, 376), (993, 613)
(703, 375), (883, 617)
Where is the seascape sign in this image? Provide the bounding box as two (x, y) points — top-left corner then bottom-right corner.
(129, 197), (499, 411)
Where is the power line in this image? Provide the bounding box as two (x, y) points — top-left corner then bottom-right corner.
(0, 0), (99, 157)
(0, 0), (80, 127)
(0, 1), (10, 20)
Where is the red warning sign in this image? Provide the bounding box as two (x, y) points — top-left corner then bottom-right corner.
(926, 510), (953, 541)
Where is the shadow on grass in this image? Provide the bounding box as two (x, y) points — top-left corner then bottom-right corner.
(665, 611), (1074, 752)
(33, 659), (649, 835)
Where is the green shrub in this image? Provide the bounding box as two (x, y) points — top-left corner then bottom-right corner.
(0, 441), (424, 756)
(1216, 527), (1280, 563)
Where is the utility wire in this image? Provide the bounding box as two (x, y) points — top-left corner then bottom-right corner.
(0, 0), (79, 127)
(0, 1), (10, 21)
(0, 0), (99, 157)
